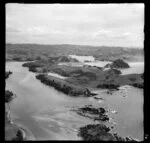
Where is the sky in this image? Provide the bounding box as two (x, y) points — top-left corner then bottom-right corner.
(6, 3), (144, 48)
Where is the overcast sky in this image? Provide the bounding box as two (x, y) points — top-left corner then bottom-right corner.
(6, 3), (144, 48)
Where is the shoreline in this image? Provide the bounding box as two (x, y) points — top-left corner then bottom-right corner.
(5, 97), (27, 141)
(5, 71), (28, 141)
(5, 102), (27, 140)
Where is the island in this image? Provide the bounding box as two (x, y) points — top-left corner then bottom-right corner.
(105, 59), (130, 69)
(72, 105), (109, 121)
(36, 74), (96, 97)
(78, 124), (138, 141)
(22, 59), (143, 94)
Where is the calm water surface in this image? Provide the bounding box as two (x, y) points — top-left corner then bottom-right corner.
(6, 62), (143, 140)
(69, 55), (95, 62)
(120, 62), (144, 75)
(84, 61), (144, 75)
(94, 86), (143, 140)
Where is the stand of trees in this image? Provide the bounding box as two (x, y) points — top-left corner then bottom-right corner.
(78, 124), (137, 141)
(105, 59), (130, 69)
(130, 83), (144, 88)
(22, 62), (45, 72)
(36, 74), (94, 97)
(78, 124), (115, 141)
(97, 83), (120, 90)
(76, 106), (109, 121)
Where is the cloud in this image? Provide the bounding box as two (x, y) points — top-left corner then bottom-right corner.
(6, 4), (144, 47)
(25, 27), (68, 36)
(92, 30), (112, 38)
(6, 27), (21, 33)
(91, 30), (142, 41)
(26, 27), (46, 35)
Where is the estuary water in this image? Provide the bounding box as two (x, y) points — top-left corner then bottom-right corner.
(6, 61), (144, 140)
(69, 55), (95, 62)
(84, 61), (144, 75)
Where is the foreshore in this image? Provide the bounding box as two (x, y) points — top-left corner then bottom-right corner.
(5, 71), (27, 141)
(5, 102), (27, 140)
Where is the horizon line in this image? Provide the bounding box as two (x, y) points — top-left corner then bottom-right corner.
(6, 42), (143, 49)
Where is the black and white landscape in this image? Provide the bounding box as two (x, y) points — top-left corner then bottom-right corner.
(5, 4), (144, 141)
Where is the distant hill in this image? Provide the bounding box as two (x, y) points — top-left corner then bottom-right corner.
(6, 43), (144, 62)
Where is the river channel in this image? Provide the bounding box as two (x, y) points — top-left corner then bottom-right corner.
(6, 61), (144, 140)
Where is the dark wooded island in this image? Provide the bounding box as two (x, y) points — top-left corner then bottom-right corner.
(78, 124), (138, 141)
(72, 105), (109, 121)
(105, 59), (130, 68)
